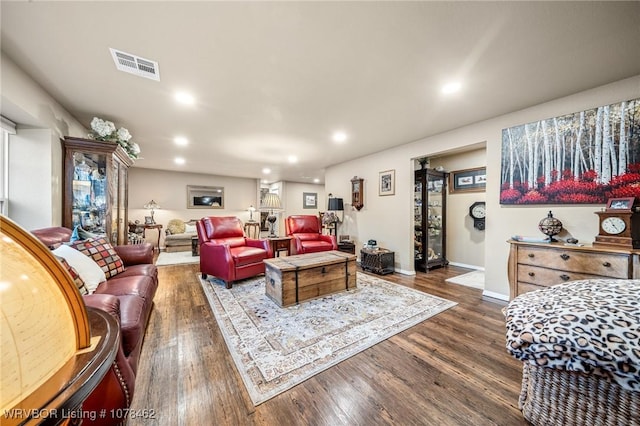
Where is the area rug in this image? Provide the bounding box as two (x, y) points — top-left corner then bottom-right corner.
(199, 272), (457, 405)
(155, 251), (199, 266)
(445, 270), (485, 289)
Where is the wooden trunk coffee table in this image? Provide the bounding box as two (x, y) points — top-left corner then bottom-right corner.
(264, 250), (357, 307)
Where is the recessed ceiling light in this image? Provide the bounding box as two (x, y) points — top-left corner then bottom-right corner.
(262, 168), (271, 174)
(288, 155), (298, 164)
(313, 178), (320, 183)
(332, 131), (347, 143)
(174, 136), (188, 146)
(441, 82), (462, 94)
(174, 157), (185, 165)
(175, 91), (195, 105)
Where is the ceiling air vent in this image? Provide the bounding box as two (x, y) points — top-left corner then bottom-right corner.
(109, 48), (160, 81)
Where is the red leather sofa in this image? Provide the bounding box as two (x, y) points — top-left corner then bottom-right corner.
(196, 216), (272, 288)
(31, 227), (158, 426)
(285, 215), (338, 254)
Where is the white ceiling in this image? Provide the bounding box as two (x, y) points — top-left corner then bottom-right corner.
(2, 1), (640, 184)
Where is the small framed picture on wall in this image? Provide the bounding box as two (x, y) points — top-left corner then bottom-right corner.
(303, 192), (318, 209)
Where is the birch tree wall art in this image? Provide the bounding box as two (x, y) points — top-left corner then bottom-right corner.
(500, 98), (640, 205)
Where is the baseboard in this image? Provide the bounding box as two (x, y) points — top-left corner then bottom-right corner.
(482, 290), (509, 302)
(447, 261), (484, 271)
(394, 268), (415, 276)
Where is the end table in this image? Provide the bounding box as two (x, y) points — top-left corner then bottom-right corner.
(360, 247), (395, 275)
(143, 224), (163, 251)
(267, 236), (292, 257)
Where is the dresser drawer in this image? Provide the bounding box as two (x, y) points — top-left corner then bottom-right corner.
(516, 247), (629, 278)
(517, 265), (613, 287)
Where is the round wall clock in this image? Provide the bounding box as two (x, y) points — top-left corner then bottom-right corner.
(469, 201), (486, 230)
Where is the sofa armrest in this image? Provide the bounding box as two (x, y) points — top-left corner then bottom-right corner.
(113, 243), (154, 266)
(84, 293), (121, 320)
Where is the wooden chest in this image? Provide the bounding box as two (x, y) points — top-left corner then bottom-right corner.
(264, 250), (357, 307)
(507, 240), (640, 300)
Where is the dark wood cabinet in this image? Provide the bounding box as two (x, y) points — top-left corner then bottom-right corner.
(414, 168), (448, 271)
(63, 136), (133, 245)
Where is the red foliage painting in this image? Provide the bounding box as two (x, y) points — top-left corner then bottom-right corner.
(500, 98), (640, 204)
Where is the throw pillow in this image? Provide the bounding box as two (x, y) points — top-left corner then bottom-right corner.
(55, 255), (89, 295)
(184, 223), (197, 233)
(52, 244), (106, 293)
(71, 237), (125, 279)
(70, 225), (99, 242)
(167, 219), (186, 235)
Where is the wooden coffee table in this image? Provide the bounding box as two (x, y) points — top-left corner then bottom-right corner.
(264, 250), (356, 307)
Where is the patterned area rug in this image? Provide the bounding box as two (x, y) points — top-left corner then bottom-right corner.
(199, 272), (457, 405)
(445, 270), (485, 289)
(156, 251), (199, 266)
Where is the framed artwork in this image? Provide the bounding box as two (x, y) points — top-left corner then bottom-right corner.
(606, 197), (635, 211)
(379, 169), (395, 196)
(303, 192), (317, 209)
(500, 98), (640, 205)
(187, 185), (224, 209)
(450, 167), (486, 194)
(144, 216), (154, 225)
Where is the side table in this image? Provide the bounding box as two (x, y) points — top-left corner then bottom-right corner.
(244, 221), (261, 239)
(337, 241), (356, 254)
(267, 236), (292, 257)
(360, 247), (395, 275)
(191, 235), (199, 256)
(143, 224), (163, 251)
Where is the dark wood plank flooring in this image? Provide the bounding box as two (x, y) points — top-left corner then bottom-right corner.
(129, 263), (526, 425)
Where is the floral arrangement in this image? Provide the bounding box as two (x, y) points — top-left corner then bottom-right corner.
(88, 117), (141, 159)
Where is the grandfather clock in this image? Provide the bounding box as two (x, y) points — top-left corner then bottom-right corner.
(351, 176), (364, 210)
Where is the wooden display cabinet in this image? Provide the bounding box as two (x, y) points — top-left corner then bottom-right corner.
(414, 168), (448, 271)
(63, 136), (133, 245)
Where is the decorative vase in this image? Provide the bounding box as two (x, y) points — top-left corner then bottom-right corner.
(538, 211), (563, 242)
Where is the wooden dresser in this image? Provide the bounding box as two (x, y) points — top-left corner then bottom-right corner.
(507, 239), (640, 299)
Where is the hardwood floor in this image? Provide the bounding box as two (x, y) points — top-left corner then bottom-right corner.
(129, 264), (527, 425)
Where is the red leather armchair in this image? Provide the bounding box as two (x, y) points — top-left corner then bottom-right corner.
(285, 215), (338, 254)
(196, 216), (272, 288)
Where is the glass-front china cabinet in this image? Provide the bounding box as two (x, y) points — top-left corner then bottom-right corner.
(414, 168), (448, 271)
(63, 137), (133, 245)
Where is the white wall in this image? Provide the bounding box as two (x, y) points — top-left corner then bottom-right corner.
(326, 75), (640, 298)
(1, 52), (87, 228)
(129, 168), (259, 247)
(129, 169), (326, 246)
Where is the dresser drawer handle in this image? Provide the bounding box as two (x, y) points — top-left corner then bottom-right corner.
(560, 274), (570, 281)
(560, 254), (570, 261)
(528, 253), (534, 258)
(528, 272), (535, 277)
(603, 262), (611, 267)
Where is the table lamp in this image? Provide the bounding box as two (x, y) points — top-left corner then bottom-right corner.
(247, 205), (257, 222)
(143, 199), (160, 224)
(260, 193), (282, 237)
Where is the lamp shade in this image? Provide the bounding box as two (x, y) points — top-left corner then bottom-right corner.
(260, 193), (282, 210)
(328, 197), (344, 211)
(143, 199), (160, 210)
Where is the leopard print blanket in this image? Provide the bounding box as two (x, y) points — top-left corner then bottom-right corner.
(504, 279), (640, 392)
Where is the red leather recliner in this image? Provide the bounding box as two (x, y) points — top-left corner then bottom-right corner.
(196, 216), (272, 288)
(285, 215), (337, 254)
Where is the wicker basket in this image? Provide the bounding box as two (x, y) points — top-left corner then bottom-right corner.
(519, 363), (640, 425)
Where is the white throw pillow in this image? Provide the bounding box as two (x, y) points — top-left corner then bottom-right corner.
(184, 223), (197, 233)
(52, 244), (106, 294)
